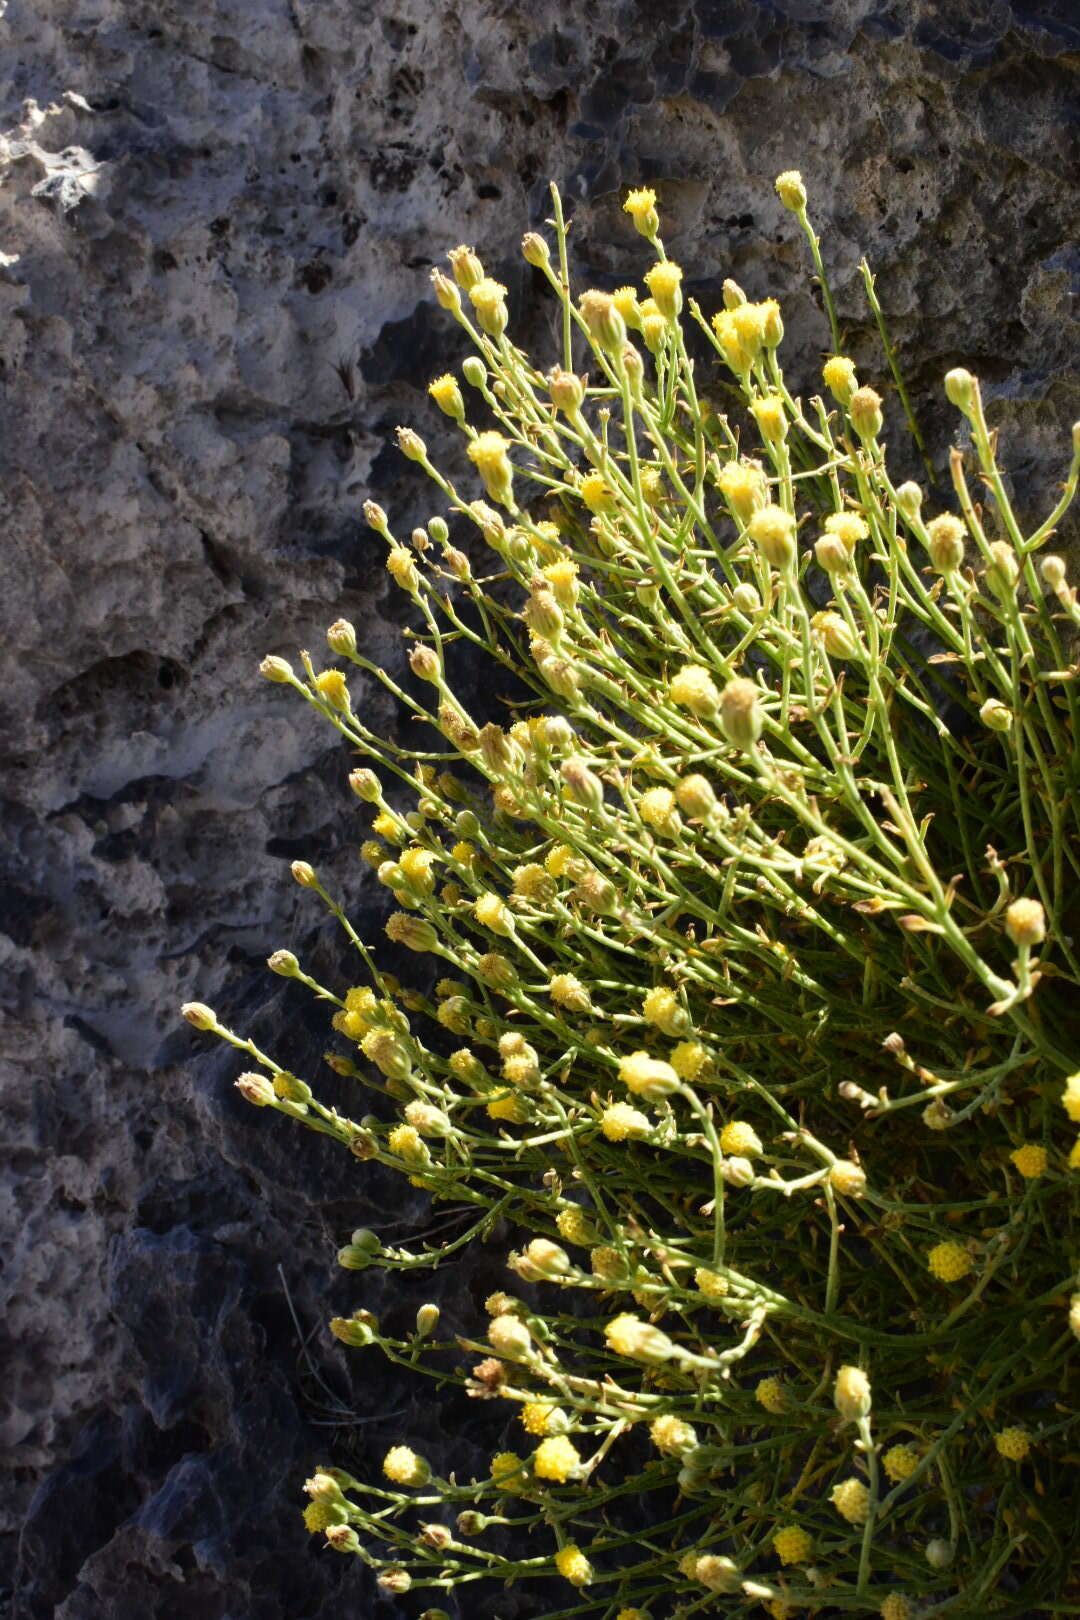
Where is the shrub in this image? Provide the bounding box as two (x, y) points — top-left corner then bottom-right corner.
(184, 174), (1080, 1618)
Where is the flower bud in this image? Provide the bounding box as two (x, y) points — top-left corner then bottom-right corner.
(427, 373), (464, 420)
(415, 1303), (441, 1338)
(979, 697), (1013, 733)
(467, 431), (515, 507)
(456, 1512), (486, 1536)
(579, 290), (627, 354)
(330, 1311), (379, 1347)
(326, 619), (357, 657)
(260, 654), (294, 683)
(833, 1364), (872, 1421)
(420, 1522), (453, 1550)
(409, 644), (441, 683)
(986, 541), (1019, 599)
(731, 582), (761, 613)
(385, 913), (439, 953)
(462, 355), (487, 389)
(267, 949), (299, 977)
(291, 860), (318, 888)
(235, 1070), (275, 1106)
(363, 499), (389, 534)
(547, 366), (586, 416)
(488, 1313), (533, 1360)
(448, 244), (484, 290)
(1005, 897), (1045, 947)
(524, 588), (563, 641)
(894, 480), (923, 519)
(811, 610), (860, 661)
(348, 767), (381, 802)
(181, 1001), (218, 1031)
(644, 260), (683, 322)
(676, 774), (717, 819)
(828, 1160), (867, 1198)
(396, 425), (427, 462)
(748, 504), (796, 570)
(815, 534), (852, 576)
(924, 1539), (955, 1570)
(775, 169), (807, 212)
(623, 186), (659, 238)
(376, 1568), (412, 1594)
(618, 1050), (680, 1100)
(430, 267), (461, 312)
(469, 277), (509, 338)
(561, 757), (605, 813)
(718, 677), (764, 749)
(521, 231), (550, 266)
(944, 368), (976, 415)
(850, 386), (883, 441)
(721, 1155), (755, 1186)
(523, 1238), (571, 1279)
(750, 393), (788, 444)
(723, 277), (746, 308)
(324, 1524), (361, 1554)
(605, 1312), (675, 1364)
(1040, 553), (1067, 591)
(925, 514), (967, 573)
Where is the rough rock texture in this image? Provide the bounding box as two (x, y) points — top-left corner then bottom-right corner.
(1, 1), (1077, 1615)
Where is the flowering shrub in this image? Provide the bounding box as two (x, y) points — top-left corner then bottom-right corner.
(184, 174), (1080, 1618)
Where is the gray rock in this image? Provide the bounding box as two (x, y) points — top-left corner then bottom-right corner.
(2, 2), (1077, 1615)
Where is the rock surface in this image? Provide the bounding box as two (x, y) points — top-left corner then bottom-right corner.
(1, 1), (1077, 1615)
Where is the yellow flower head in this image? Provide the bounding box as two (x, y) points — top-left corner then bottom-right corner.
(549, 972), (592, 1013)
(695, 1266), (729, 1302)
(749, 504), (797, 570)
(487, 1091), (531, 1124)
(669, 663), (721, 719)
(302, 1499), (339, 1533)
(711, 309), (753, 375)
(670, 1040), (709, 1080)
(638, 785), (678, 832)
(751, 393), (787, 444)
(995, 1425), (1031, 1461)
(314, 669), (350, 711)
(490, 1451), (529, 1493)
(520, 1401), (562, 1436)
(834, 1364), (872, 1420)
(468, 276), (509, 336)
(773, 1524), (813, 1565)
(822, 354), (857, 404)
(467, 431), (514, 507)
(555, 1544), (593, 1586)
(600, 1101), (652, 1141)
(618, 1050), (680, 1100)
(717, 458), (767, 524)
(623, 186), (659, 236)
(428, 372), (464, 418)
(545, 842), (577, 878)
(642, 985), (689, 1036)
(829, 1160), (868, 1197)
(928, 1240), (973, 1282)
(880, 1597), (914, 1620)
(383, 1445), (431, 1486)
(719, 1120), (763, 1157)
(649, 1413), (697, 1455)
(775, 170), (807, 211)
(1010, 1142), (1048, 1179)
(1062, 1072), (1080, 1122)
(474, 892), (512, 935)
(542, 556), (580, 605)
(612, 285), (642, 328)
(824, 510), (870, 550)
(644, 259), (683, 320)
(532, 1435), (581, 1482)
(756, 1376), (788, 1415)
(883, 1443), (919, 1483)
(556, 1206), (593, 1246)
(831, 1476), (871, 1523)
(387, 1124), (428, 1164)
(580, 471), (618, 515)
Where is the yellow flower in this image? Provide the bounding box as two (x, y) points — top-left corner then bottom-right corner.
(467, 430), (514, 506)
(773, 1525), (813, 1565)
(545, 842), (577, 877)
(638, 785), (678, 831)
(880, 1596), (914, 1620)
(590, 1245), (627, 1280)
(995, 1426), (1031, 1461)
(580, 471), (617, 515)
(749, 504), (797, 570)
(643, 259), (683, 320)
(928, 1241), (973, 1282)
(623, 186), (659, 236)
(775, 170), (807, 211)
(490, 1451), (529, 1493)
(669, 663), (720, 718)
(475, 892), (512, 934)
(387, 1125), (428, 1163)
(829, 1160), (868, 1197)
(834, 1364), (872, 1421)
(386, 546), (419, 592)
(883, 1444), (919, 1483)
(1070, 1137), (1080, 1171)
(487, 1091), (530, 1124)
(824, 510), (869, 549)
(601, 1102), (652, 1141)
(555, 1543), (593, 1586)
(382, 1445), (431, 1485)
(612, 284), (641, 326)
(670, 1040), (709, 1080)
(314, 669), (350, 711)
(532, 1435), (581, 1482)
(302, 1499), (339, 1533)
(649, 1414), (697, 1455)
(428, 372), (464, 418)
(719, 1120), (763, 1157)
(755, 1376), (788, 1415)
(520, 1401), (562, 1436)
(751, 393), (787, 444)
(1062, 1072), (1080, 1122)
(542, 556), (580, 605)
(642, 985), (689, 1036)
(822, 354), (857, 404)
(468, 275), (508, 335)
(717, 458), (767, 524)
(831, 1477), (871, 1523)
(556, 1206), (593, 1246)
(618, 1050), (680, 1100)
(1010, 1143), (1048, 1179)
(695, 1267), (729, 1302)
